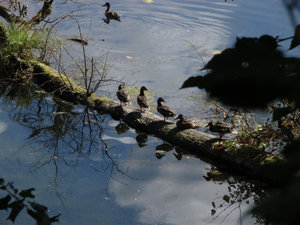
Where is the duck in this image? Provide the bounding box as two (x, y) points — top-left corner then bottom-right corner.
(175, 114), (200, 130)
(206, 121), (235, 139)
(102, 2), (121, 21)
(137, 86), (150, 112)
(157, 97), (177, 122)
(116, 84), (131, 106)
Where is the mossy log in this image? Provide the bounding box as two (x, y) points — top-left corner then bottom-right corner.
(30, 60), (283, 184)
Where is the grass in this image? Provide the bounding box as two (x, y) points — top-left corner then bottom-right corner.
(1, 23), (61, 61)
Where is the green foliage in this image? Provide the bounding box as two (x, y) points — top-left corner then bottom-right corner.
(0, 23), (61, 62)
(2, 23), (42, 59)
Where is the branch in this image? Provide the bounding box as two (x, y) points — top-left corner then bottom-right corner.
(24, 0), (54, 28)
(0, 4), (23, 23)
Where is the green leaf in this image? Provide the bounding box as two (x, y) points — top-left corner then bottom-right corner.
(225, 141), (233, 147)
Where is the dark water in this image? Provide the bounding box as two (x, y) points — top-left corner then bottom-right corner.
(0, 0), (294, 224)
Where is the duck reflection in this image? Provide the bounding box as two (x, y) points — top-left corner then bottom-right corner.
(172, 146), (193, 160)
(136, 132), (148, 147)
(155, 142), (174, 159)
(115, 122), (129, 134)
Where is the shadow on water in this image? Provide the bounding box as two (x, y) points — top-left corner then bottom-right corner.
(120, 128), (268, 224)
(0, 80), (268, 224)
(203, 169), (268, 225)
(0, 177), (60, 225)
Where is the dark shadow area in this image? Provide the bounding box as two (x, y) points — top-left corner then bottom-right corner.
(182, 34), (300, 108)
(0, 177), (60, 225)
(135, 132), (148, 147)
(202, 168), (267, 225)
(155, 142), (174, 159)
(115, 122), (130, 134)
(182, 18), (300, 224)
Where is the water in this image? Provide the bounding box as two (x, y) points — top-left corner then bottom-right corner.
(0, 84), (264, 225)
(47, 0), (294, 119)
(0, 0), (293, 224)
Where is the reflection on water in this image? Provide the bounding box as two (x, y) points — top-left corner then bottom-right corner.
(0, 177), (60, 224)
(0, 81), (266, 224)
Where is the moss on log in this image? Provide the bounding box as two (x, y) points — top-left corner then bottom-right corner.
(29, 59), (283, 184)
(0, 20), (8, 44)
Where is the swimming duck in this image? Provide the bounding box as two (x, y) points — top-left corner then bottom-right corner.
(206, 121), (235, 139)
(137, 86), (150, 112)
(176, 114), (200, 130)
(157, 97), (177, 122)
(102, 2), (121, 21)
(116, 84), (131, 106)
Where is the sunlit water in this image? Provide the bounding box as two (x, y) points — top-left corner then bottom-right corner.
(49, 0), (294, 119)
(0, 0), (295, 224)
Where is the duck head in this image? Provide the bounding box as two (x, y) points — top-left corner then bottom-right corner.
(140, 86), (148, 94)
(102, 2), (110, 8)
(206, 122), (213, 127)
(176, 114), (184, 120)
(157, 97), (166, 104)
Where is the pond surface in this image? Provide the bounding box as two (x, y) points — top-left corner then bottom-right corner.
(0, 0), (294, 224)
(0, 83), (265, 225)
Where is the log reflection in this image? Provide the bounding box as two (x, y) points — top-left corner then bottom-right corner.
(0, 81), (133, 201)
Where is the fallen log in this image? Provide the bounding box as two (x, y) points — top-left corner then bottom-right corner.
(30, 60), (283, 184)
